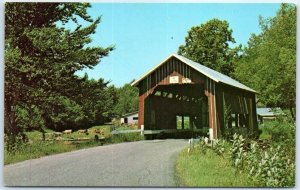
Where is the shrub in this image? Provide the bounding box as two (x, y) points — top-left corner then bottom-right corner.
(260, 121), (293, 142)
(198, 137), (208, 155)
(230, 134), (247, 171)
(246, 145), (295, 187)
(109, 132), (144, 143)
(229, 131), (295, 187)
(212, 139), (226, 157)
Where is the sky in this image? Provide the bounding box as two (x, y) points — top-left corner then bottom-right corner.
(74, 3), (281, 87)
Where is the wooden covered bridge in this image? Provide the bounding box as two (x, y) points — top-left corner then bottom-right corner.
(131, 54), (258, 139)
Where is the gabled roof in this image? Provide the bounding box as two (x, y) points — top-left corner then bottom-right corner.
(131, 54), (257, 93)
(257, 108), (285, 117)
(122, 111), (138, 118)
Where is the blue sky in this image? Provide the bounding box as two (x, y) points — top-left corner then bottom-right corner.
(74, 3), (280, 87)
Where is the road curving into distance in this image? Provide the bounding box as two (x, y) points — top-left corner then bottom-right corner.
(4, 139), (188, 187)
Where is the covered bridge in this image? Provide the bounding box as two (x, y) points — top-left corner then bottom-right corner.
(131, 54), (258, 139)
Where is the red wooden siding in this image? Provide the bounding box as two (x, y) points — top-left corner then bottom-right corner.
(135, 56), (258, 139)
(137, 57), (205, 129)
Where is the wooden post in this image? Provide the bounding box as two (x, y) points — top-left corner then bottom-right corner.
(138, 92), (145, 129)
(205, 78), (217, 139)
(215, 89), (225, 137)
(250, 94), (258, 137)
(182, 116), (184, 129)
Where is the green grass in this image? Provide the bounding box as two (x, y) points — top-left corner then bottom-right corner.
(109, 132), (144, 143)
(258, 121), (274, 140)
(175, 148), (255, 187)
(115, 124), (138, 131)
(4, 140), (102, 165)
(5, 124), (143, 165)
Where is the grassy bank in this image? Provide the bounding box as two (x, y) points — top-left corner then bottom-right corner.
(5, 124), (144, 165)
(4, 140), (102, 165)
(175, 148), (255, 187)
(175, 116), (295, 188)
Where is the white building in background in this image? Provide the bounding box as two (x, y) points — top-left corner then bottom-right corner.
(120, 111), (139, 125)
(256, 107), (285, 123)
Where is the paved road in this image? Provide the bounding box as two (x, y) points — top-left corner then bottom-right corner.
(4, 139), (187, 187)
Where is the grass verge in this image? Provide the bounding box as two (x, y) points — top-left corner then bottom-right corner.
(5, 125), (144, 165)
(4, 141), (102, 165)
(175, 148), (255, 187)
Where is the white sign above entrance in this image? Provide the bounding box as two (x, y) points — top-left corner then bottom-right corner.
(169, 76), (179, 84)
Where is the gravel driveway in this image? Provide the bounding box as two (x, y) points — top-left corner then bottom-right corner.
(4, 139), (187, 186)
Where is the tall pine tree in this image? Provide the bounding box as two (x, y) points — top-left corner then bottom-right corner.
(5, 3), (114, 147)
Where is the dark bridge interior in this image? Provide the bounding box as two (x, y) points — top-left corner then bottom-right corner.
(144, 84), (209, 132)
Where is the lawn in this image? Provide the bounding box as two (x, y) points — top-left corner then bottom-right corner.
(4, 140), (102, 165)
(4, 124), (143, 165)
(114, 124), (138, 131)
(175, 147), (255, 187)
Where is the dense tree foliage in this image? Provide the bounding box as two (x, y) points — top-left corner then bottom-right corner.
(178, 19), (241, 77)
(234, 4), (296, 120)
(5, 3), (114, 147)
(68, 74), (118, 129)
(114, 83), (139, 117)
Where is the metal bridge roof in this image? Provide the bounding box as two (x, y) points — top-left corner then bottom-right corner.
(131, 54), (257, 93)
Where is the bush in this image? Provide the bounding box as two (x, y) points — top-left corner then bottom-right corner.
(229, 132), (295, 187)
(198, 137), (208, 155)
(176, 147), (255, 187)
(109, 132), (144, 143)
(230, 134), (247, 171)
(212, 139), (226, 157)
(259, 117), (295, 159)
(224, 127), (250, 139)
(260, 120), (295, 142)
(180, 117), (295, 187)
(246, 145), (295, 187)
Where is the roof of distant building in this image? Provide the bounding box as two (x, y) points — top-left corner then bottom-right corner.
(122, 111), (138, 118)
(256, 107), (284, 117)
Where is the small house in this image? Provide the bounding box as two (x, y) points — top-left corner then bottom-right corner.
(120, 111), (139, 125)
(257, 107), (284, 123)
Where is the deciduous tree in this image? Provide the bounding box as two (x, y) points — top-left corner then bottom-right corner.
(178, 19), (240, 77)
(234, 4), (296, 120)
(114, 83), (139, 117)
